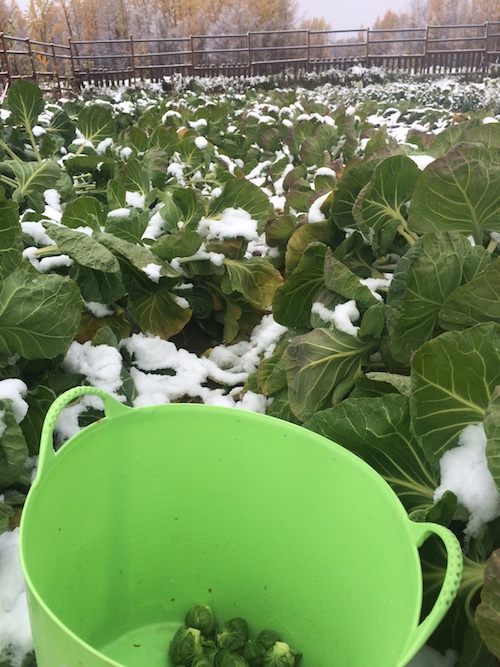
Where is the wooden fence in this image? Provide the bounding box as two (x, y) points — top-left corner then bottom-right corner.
(1, 22), (500, 93)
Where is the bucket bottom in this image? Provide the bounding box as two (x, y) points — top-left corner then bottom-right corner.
(100, 621), (179, 666)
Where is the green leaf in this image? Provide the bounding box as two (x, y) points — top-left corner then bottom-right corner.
(104, 209), (149, 245)
(300, 124), (338, 167)
(353, 154), (421, 254)
(0, 270), (82, 359)
(284, 327), (376, 421)
(151, 230), (203, 262)
(439, 256), (500, 330)
(221, 258), (283, 309)
(61, 196), (107, 233)
(484, 387), (500, 493)
(107, 179), (127, 209)
(116, 157), (150, 195)
(411, 323), (500, 470)
(323, 249), (378, 306)
(0, 399), (29, 488)
(476, 549), (500, 659)
(119, 125), (149, 154)
(285, 221), (332, 275)
(70, 265), (126, 304)
(386, 232), (490, 364)
(96, 232), (181, 279)
(9, 160), (61, 212)
(159, 188), (204, 232)
(129, 283), (192, 339)
(272, 242), (328, 328)
(7, 79), (44, 132)
(77, 105), (116, 147)
(331, 159), (378, 231)
(208, 177), (273, 228)
(408, 146), (500, 243)
(0, 202), (22, 279)
(0, 502), (15, 534)
(305, 394), (438, 511)
(43, 223), (121, 275)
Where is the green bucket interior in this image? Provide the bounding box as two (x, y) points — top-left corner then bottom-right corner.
(20, 401), (447, 667)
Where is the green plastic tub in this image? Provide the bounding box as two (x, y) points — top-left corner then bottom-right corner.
(19, 386), (463, 667)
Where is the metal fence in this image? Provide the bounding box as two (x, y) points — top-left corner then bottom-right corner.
(1, 21), (499, 93)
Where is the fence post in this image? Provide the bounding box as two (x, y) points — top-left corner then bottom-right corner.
(0, 32), (11, 87)
(129, 34), (136, 82)
(484, 21), (490, 75)
(306, 29), (310, 71)
(190, 34), (195, 76)
(247, 32), (252, 76)
(51, 43), (61, 96)
(26, 38), (37, 84)
(68, 37), (77, 81)
(365, 28), (370, 65)
(423, 24), (429, 73)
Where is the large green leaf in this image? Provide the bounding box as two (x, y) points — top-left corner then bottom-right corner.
(159, 188), (204, 232)
(70, 265), (126, 305)
(386, 232), (490, 364)
(305, 394), (438, 511)
(0, 270), (82, 359)
(408, 146), (500, 243)
(128, 282), (192, 339)
(323, 249), (378, 307)
(272, 242), (328, 328)
(439, 256), (500, 330)
(484, 387), (500, 493)
(96, 232), (181, 280)
(44, 223), (121, 274)
(330, 159), (378, 231)
(151, 230), (203, 262)
(476, 549), (500, 660)
(61, 196), (107, 233)
(0, 398), (29, 488)
(353, 154), (421, 254)
(7, 79), (44, 132)
(221, 258), (283, 309)
(0, 201), (22, 279)
(285, 221), (333, 275)
(77, 105), (116, 147)
(411, 323), (500, 470)
(208, 177), (273, 228)
(116, 157), (150, 195)
(9, 160), (61, 212)
(284, 327), (376, 421)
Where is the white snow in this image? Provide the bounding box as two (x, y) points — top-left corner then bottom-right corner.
(125, 191), (146, 208)
(0, 380), (28, 424)
(407, 645), (458, 667)
(84, 301), (114, 318)
(107, 207), (131, 218)
(197, 208), (259, 242)
(195, 136), (208, 149)
(141, 263), (163, 283)
(312, 300), (360, 336)
(0, 529), (33, 666)
(308, 192), (329, 223)
(434, 423), (500, 540)
(409, 155), (435, 170)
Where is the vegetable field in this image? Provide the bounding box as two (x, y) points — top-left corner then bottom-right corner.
(1, 70), (500, 667)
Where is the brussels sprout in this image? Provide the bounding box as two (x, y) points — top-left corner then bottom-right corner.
(214, 648), (251, 667)
(169, 625), (204, 665)
(216, 617), (249, 652)
(255, 630), (281, 650)
(242, 639), (266, 666)
(186, 604), (217, 637)
(263, 641), (301, 667)
(192, 655), (216, 667)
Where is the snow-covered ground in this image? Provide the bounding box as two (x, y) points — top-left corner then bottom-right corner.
(2, 73), (500, 666)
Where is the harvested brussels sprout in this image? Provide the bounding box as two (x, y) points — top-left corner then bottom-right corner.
(192, 656), (216, 667)
(186, 604), (218, 637)
(216, 617), (249, 651)
(242, 639), (266, 666)
(169, 625), (204, 665)
(255, 630), (281, 651)
(263, 641), (301, 667)
(168, 604), (301, 667)
(215, 648), (251, 667)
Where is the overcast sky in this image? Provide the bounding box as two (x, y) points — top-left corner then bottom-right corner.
(296, 0), (409, 30)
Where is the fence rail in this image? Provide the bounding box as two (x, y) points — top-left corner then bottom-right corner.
(1, 22), (500, 93)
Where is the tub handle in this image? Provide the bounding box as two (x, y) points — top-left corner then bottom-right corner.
(399, 520), (463, 666)
(37, 386), (131, 480)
